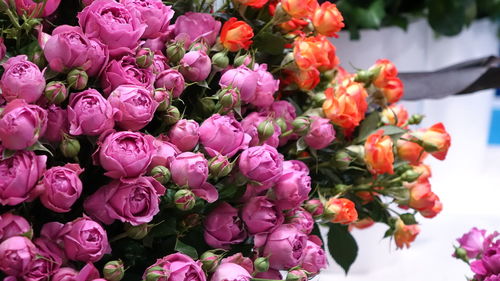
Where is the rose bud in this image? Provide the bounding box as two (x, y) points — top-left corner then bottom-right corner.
(0, 236), (37, 276)
(42, 106), (68, 144)
(67, 69), (88, 90)
(51, 267), (78, 281)
(286, 208), (314, 234)
(304, 199), (324, 218)
(200, 251), (221, 272)
(0, 55), (46, 103)
(254, 257), (270, 273)
(258, 119), (276, 143)
(401, 169), (422, 182)
(68, 89), (115, 136)
(241, 112), (281, 147)
(250, 63), (279, 108)
(204, 202), (247, 249)
(292, 116), (311, 136)
(161, 106), (181, 125)
(324, 198), (358, 224)
(211, 263), (252, 281)
(123, 223), (149, 240)
(155, 69), (186, 99)
(94, 131), (155, 179)
(381, 104), (409, 127)
(241, 196), (284, 235)
(301, 240), (327, 275)
(286, 269), (308, 281)
(60, 217), (109, 263)
(60, 136), (80, 159)
(239, 145), (284, 185)
(394, 218), (420, 249)
(0, 213), (32, 242)
(263, 224), (307, 270)
(144, 253), (205, 281)
(166, 43), (186, 64)
(304, 116), (335, 150)
(103, 260), (124, 281)
(144, 265), (169, 281)
(219, 66), (258, 103)
(199, 114), (249, 157)
(153, 89), (171, 112)
(44, 81), (68, 104)
(174, 189), (196, 211)
(408, 114), (424, 125)
(38, 164), (84, 213)
(136, 48), (154, 68)
(0, 37), (5, 60)
(121, 0), (173, 39)
(212, 51), (229, 70)
(179, 50), (212, 82)
(168, 119), (200, 152)
(397, 135), (427, 165)
(0, 99), (48, 150)
(220, 17), (254, 52)
(364, 129), (395, 175)
(413, 123), (451, 160)
(218, 88), (240, 111)
(150, 165), (171, 184)
(273, 165), (311, 210)
(208, 155), (233, 179)
(108, 85), (158, 131)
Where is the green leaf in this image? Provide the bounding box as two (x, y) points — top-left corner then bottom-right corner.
(338, 0), (386, 29)
(427, 0), (475, 36)
(399, 213), (418, 225)
(355, 111), (381, 143)
(253, 32), (286, 56)
(1, 148), (16, 160)
(327, 223), (358, 274)
(379, 125), (407, 136)
(175, 239), (198, 259)
(148, 217), (177, 238)
(383, 227), (395, 238)
(28, 141), (54, 156)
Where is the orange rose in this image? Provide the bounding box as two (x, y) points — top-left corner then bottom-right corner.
(350, 217), (375, 230)
(381, 104), (409, 127)
(394, 218), (420, 249)
(364, 129), (395, 175)
(281, 0), (318, 19)
(380, 77), (404, 104)
(325, 198), (358, 224)
(284, 68), (320, 91)
(293, 35), (338, 71)
(220, 18), (254, 52)
(355, 191), (375, 205)
(411, 164), (432, 182)
(237, 0), (269, 8)
(279, 18), (309, 32)
(312, 2), (344, 37)
(418, 123), (451, 160)
(371, 59), (398, 88)
(323, 80), (368, 130)
(397, 134), (427, 165)
(407, 179), (433, 210)
(419, 197), (442, 218)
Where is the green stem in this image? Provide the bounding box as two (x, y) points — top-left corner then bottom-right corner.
(255, 19), (275, 38)
(5, 9), (21, 28)
(200, 70), (217, 97)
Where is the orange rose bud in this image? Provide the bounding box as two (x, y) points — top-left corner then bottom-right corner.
(237, 0), (269, 8)
(371, 59), (398, 88)
(322, 80), (368, 130)
(312, 2), (344, 37)
(325, 198), (358, 224)
(293, 35), (338, 71)
(381, 104), (409, 127)
(418, 123), (451, 160)
(281, 0), (318, 19)
(364, 130), (395, 175)
(397, 134), (427, 165)
(380, 77), (404, 104)
(419, 197), (442, 218)
(220, 18), (254, 52)
(411, 164), (432, 182)
(284, 68), (320, 91)
(355, 191), (375, 205)
(407, 179), (433, 210)
(394, 218), (420, 249)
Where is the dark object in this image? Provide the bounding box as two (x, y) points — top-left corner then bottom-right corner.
(400, 56), (500, 100)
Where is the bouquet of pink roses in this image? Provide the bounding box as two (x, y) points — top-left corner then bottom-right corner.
(0, 0), (451, 280)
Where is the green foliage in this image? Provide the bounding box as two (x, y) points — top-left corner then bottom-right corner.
(327, 223), (359, 274)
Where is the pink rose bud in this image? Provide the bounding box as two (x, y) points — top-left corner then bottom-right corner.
(43, 105), (68, 143)
(14, 0), (61, 17)
(286, 269), (308, 281)
(108, 85), (158, 131)
(60, 217), (109, 263)
(103, 260), (124, 281)
(161, 105), (181, 125)
(142, 253), (205, 281)
(174, 189), (196, 211)
(124, 223), (150, 240)
(219, 66), (258, 103)
(43, 25), (93, 73)
(201, 251), (221, 272)
(254, 257), (270, 273)
(168, 119), (200, 152)
(151, 52), (169, 74)
(94, 131), (155, 179)
(241, 196), (283, 235)
(241, 112), (281, 147)
(153, 88), (171, 111)
(67, 89), (115, 136)
(0, 149), (46, 206)
(101, 55), (154, 96)
(273, 163), (312, 210)
(150, 165), (171, 184)
(218, 88), (240, 111)
(38, 164), (84, 213)
(60, 136), (80, 158)
(0, 213), (32, 242)
(250, 64), (279, 108)
(51, 267), (78, 281)
(263, 101), (298, 145)
(0, 236), (37, 276)
(304, 116), (335, 150)
(292, 116), (310, 136)
(212, 52), (229, 71)
(86, 39), (109, 77)
(0, 55), (46, 103)
(170, 152), (208, 188)
(148, 137), (180, 170)
(173, 12), (221, 48)
(135, 48), (154, 68)
(179, 50), (212, 82)
(199, 114), (250, 157)
(238, 145), (284, 185)
(258, 119), (276, 143)
(208, 154), (233, 178)
(0, 37), (6, 60)
(204, 202), (247, 249)
(67, 69), (88, 90)
(211, 263), (252, 281)
(166, 43), (185, 64)
(263, 224), (308, 270)
(155, 69), (185, 98)
(304, 199), (324, 218)
(286, 208), (314, 234)
(78, 0), (146, 56)
(120, 0), (174, 39)
(44, 81), (68, 105)
(300, 240), (327, 275)
(0, 99), (48, 150)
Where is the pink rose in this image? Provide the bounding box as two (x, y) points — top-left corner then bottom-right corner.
(199, 114), (250, 157)
(0, 99), (47, 150)
(238, 145), (284, 184)
(44, 25), (93, 73)
(144, 37), (168, 53)
(38, 164), (84, 213)
(254, 269), (282, 280)
(220, 253), (253, 274)
(24, 242), (62, 281)
(250, 64), (279, 108)
(204, 202), (247, 249)
(304, 116), (335, 150)
(101, 55), (154, 95)
(0, 149), (46, 206)
(0, 37), (6, 61)
(457, 227), (488, 259)
(120, 0), (174, 39)
(42, 105), (68, 143)
(272, 164), (311, 210)
(155, 69), (185, 98)
(300, 240), (327, 275)
(179, 50), (211, 82)
(149, 137), (180, 170)
(84, 176), (165, 225)
(86, 39), (109, 77)
(211, 263), (251, 281)
(75, 263), (100, 281)
(241, 196), (283, 235)
(0, 236), (37, 276)
(0, 213), (31, 242)
(60, 217), (109, 263)
(0, 55), (45, 103)
(14, 0), (61, 17)
(151, 52), (169, 74)
(94, 131), (155, 179)
(67, 89), (115, 136)
(241, 112), (281, 147)
(78, 0), (146, 56)
(173, 12), (221, 47)
(282, 160), (309, 173)
(219, 66), (258, 103)
(52, 267), (78, 281)
(286, 208), (314, 234)
(263, 224), (307, 270)
(168, 119), (200, 152)
(143, 253), (206, 281)
(108, 85), (158, 131)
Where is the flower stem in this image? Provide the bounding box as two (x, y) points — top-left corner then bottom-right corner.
(255, 19), (275, 38)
